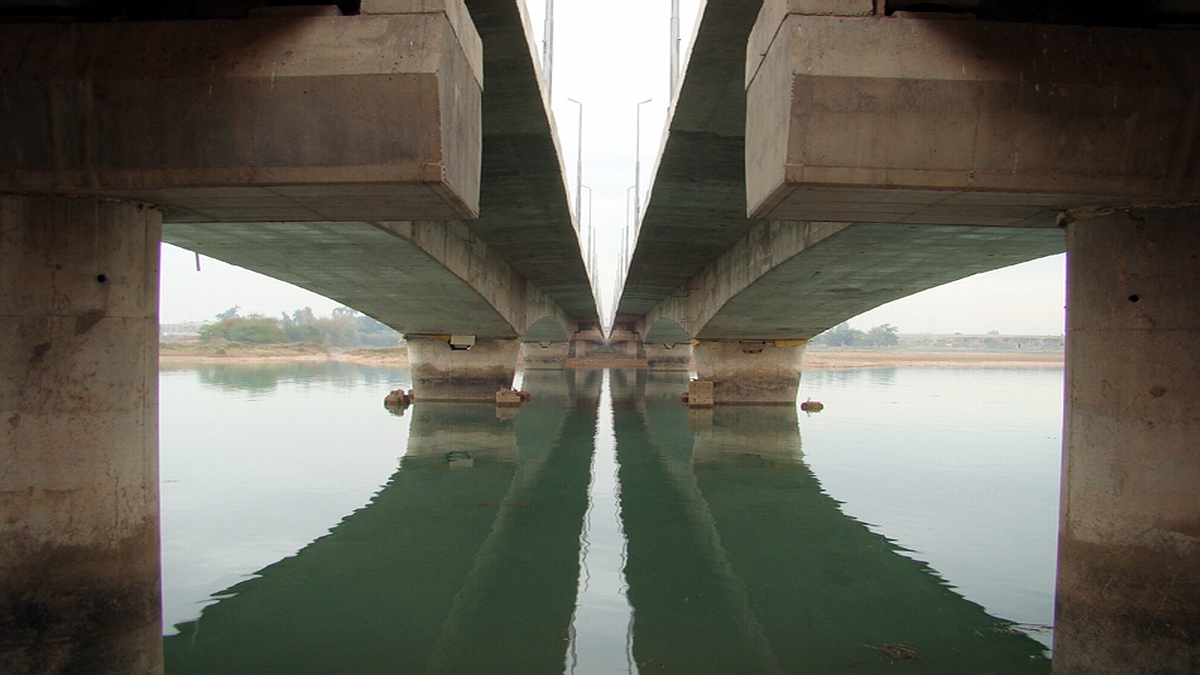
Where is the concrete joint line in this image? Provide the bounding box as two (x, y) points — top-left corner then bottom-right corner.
(1, 192), (165, 213)
(1058, 200), (1200, 226)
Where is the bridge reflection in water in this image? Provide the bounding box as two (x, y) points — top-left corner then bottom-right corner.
(164, 369), (1049, 674)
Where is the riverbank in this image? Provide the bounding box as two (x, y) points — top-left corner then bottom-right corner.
(158, 343), (411, 364)
(802, 349), (1063, 369)
(160, 343), (1061, 369)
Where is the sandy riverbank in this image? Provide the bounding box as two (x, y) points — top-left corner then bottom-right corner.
(801, 349), (1063, 370)
(160, 343), (1061, 369)
(158, 343), (411, 364)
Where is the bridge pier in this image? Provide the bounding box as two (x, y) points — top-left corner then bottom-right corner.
(1056, 205), (1200, 674)
(520, 341), (570, 370)
(645, 342), (693, 371)
(0, 194), (162, 675)
(690, 340), (806, 405)
(407, 336), (520, 402)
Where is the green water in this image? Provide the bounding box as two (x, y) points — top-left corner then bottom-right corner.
(160, 365), (1060, 674)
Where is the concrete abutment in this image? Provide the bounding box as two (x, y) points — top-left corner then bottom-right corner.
(0, 194), (163, 675)
(1056, 205), (1200, 674)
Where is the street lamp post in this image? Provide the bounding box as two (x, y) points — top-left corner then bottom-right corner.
(567, 98), (583, 228)
(635, 98), (652, 232)
(543, 0), (554, 98)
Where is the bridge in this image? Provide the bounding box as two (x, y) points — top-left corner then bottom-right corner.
(0, 1), (595, 672)
(614, 0), (1200, 672)
(2, 0), (1199, 673)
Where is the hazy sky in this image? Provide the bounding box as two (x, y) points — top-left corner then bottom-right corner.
(158, 0), (1068, 336)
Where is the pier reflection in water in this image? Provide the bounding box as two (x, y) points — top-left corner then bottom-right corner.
(161, 366), (1052, 674)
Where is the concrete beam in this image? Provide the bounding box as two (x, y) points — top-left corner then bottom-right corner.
(1, 194), (162, 674)
(747, 13), (1200, 225)
(164, 218), (573, 340)
(644, 218), (1063, 342)
(0, 4), (481, 221)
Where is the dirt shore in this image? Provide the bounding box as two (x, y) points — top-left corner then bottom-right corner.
(160, 344), (1061, 369)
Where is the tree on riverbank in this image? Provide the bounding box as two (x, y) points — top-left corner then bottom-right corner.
(199, 306), (400, 349)
(816, 322), (899, 347)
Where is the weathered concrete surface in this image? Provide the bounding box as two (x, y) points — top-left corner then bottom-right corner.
(747, 10), (1200, 224)
(167, 219), (572, 340)
(693, 340), (807, 404)
(645, 342), (693, 371)
(407, 336), (520, 401)
(0, 195), (162, 675)
(0, 5), (482, 221)
(615, 0), (765, 323)
(521, 341), (570, 370)
(1056, 206), (1200, 674)
(459, 0), (597, 322)
(155, 0), (600, 338)
(644, 219), (1063, 342)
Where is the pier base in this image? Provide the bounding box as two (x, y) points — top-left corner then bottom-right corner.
(692, 340), (806, 405)
(407, 336), (520, 402)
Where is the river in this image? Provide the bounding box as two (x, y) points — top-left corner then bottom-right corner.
(159, 362), (1061, 674)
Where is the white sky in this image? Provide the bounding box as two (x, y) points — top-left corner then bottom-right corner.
(158, 0), (1067, 336)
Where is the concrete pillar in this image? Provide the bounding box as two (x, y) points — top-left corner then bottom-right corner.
(693, 340), (806, 405)
(520, 341), (570, 370)
(406, 336), (519, 402)
(0, 194), (162, 674)
(1056, 206), (1200, 674)
(645, 342), (693, 371)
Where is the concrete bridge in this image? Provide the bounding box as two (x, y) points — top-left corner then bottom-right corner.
(0, 1), (595, 672)
(3, 0), (1200, 673)
(615, 0), (1200, 672)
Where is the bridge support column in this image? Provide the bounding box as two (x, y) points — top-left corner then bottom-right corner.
(520, 341), (570, 370)
(0, 194), (162, 674)
(407, 336), (519, 402)
(646, 342), (693, 371)
(692, 340), (806, 405)
(1056, 206), (1200, 674)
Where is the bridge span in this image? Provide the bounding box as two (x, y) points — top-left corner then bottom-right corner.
(617, 0), (1200, 671)
(1, 1), (594, 671)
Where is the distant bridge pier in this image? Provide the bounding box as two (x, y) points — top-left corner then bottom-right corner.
(406, 336), (521, 402)
(1056, 205), (1200, 674)
(645, 342), (693, 372)
(0, 194), (162, 674)
(689, 340), (807, 405)
(521, 340), (571, 370)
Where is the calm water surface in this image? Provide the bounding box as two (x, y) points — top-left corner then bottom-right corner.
(159, 363), (1061, 674)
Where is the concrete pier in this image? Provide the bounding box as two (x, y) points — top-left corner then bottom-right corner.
(0, 194), (162, 674)
(406, 336), (520, 402)
(520, 341), (570, 370)
(692, 340), (806, 405)
(1056, 206), (1200, 674)
(645, 342), (693, 372)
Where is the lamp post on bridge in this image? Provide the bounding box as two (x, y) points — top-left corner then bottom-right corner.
(567, 97), (583, 229)
(635, 98), (652, 233)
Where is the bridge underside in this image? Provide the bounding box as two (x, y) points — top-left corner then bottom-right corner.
(0, 1), (596, 672)
(626, 1), (1200, 671)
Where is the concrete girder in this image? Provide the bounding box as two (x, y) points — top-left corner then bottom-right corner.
(747, 10), (1200, 225)
(643, 219), (1064, 343)
(0, 5), (482, 221)
(165, 219), (573, 340)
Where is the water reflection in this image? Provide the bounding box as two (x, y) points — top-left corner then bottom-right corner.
(617, 376), (1051, 674)
(164, 373), (599, 675)
(161, 366), (1053, 674)
(161, 361), (407, 394)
